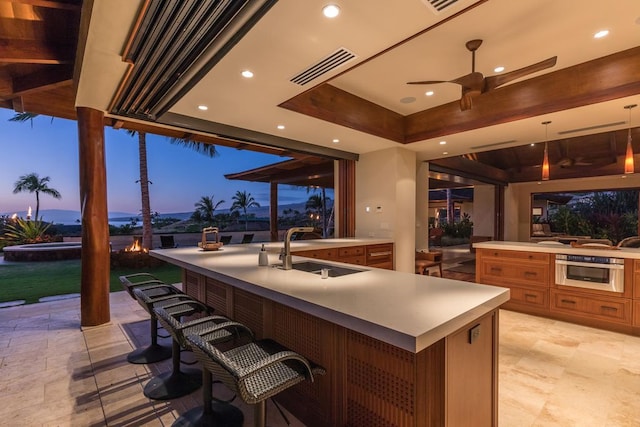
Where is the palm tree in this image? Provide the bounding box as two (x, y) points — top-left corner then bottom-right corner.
(193, 195), (225, 225)
(13, 173), (62, 221)
(125, 131), (220, 249)
(231, 190), (260, 231)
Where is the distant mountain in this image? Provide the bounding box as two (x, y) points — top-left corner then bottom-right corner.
(2, 201), (330, 225)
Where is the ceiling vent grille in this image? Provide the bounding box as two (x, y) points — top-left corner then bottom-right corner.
(558, 121), (626, 135)
(290, 48), (356, 86)
(421, 0), (460, 13)
(471, 140), (517, 150)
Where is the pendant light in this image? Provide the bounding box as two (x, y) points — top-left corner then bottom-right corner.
(541, 121), (551, 181)
(624, 104), (637, 175)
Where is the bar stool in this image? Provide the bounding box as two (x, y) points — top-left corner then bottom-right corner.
(143, 300), (245, 401)
(186, 334), (325, 427)
(119, 273), (164, 299)
(128, 283), (192, 364)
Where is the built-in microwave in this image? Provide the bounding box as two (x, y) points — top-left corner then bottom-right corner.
(555, 254), (624, 292)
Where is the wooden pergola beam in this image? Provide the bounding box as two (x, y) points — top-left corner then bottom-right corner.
(11, 64), (73, 95)
(0, 38), (74, 64)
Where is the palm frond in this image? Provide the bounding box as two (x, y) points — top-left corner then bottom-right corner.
(169, 138), (219, 158)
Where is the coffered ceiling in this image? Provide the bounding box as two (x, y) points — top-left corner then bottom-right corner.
(3, 0), (640, 185)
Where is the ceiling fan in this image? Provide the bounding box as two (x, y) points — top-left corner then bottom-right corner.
(407, 39), (557, 111)
(556, 140), (592, 168)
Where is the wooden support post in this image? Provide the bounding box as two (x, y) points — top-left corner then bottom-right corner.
(270, 181), (278, 242)
(77, 107), (110, 326)
(337, 160), (355, 237)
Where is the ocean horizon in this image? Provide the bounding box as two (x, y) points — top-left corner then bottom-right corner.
(1, 202), (318, 226)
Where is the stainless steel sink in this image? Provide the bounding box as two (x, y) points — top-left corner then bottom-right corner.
(286, 261), (367, 277)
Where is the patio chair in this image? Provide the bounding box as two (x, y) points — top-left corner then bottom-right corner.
(160, 235), (177, 248)
(240, 233), (254, 244)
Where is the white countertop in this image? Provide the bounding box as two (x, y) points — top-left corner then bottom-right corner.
(151, 239), (509, 353)
(474, 240), (640, 259)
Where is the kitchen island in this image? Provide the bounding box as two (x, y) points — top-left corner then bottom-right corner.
(151, 238), (509, 427)
(474, 240), (640, 336)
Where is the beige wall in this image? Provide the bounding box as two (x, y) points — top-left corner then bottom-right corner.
(506, 174), (640, 241)
(356, 147), (416, 273)
(472, 184), (495, 236)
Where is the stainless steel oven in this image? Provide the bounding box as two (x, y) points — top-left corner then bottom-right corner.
(555, 254), (624, 292)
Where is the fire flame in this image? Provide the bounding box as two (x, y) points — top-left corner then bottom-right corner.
(124, 239), (148, 253)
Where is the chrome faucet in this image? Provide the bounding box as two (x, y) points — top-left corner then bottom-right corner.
(282, 226), (314, 270)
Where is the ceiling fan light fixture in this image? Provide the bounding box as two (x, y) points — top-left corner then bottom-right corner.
(624, 104), (637, 174)
(541, 121), (551, 181)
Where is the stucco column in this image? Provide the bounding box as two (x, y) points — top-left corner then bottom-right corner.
(355, 147), (416, 273)
(77, 107), (110, 326)
(416, 161), (430, 251)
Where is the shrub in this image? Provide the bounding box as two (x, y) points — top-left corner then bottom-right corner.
(1, 218), (52, 245)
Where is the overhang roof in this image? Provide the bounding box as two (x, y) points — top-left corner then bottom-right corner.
(225, 156), (334, 189)
(2, 0), (640, 186)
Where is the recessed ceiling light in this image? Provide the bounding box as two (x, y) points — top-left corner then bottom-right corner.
(439, 140), (447, 145)
(277, 125), (285, 130)
(241, 70), (254, 78)
(400, 96), (416, 104)
(442, 151), (448, 155)
(323, 4), (340, 18)
(594, 30), (609, 39)
(530, 143), (535, 146)
(494, 66), (505, 73)
(425, 91), (434, 96)
(332, 138), (340, 144)
(197, 105), (208, 111)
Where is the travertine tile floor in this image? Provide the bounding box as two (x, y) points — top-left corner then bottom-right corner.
(1, 290), (640, 426)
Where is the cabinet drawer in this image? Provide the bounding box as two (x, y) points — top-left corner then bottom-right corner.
(634, 272), (640, 299)
(293, 248), (336, 261)
(480, 249), (549, 263)
(634, 301), (640, 327)
(368, 261), (394, 270)
(551, 291), (632, 324)
(366, 244), (393, 266)
(337, 245), (365, 258)
(479, 260), (549, 287)
(508, 287), (548, 308)
(338, 255), (366, 266)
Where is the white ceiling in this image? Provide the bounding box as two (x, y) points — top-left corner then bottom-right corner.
(79, 0), (640, 162)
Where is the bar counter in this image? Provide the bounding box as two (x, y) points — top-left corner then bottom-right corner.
(151, 238), (509, 426)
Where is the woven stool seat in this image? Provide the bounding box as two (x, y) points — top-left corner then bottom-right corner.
(186, 335), (325, 427)
(119, 273), (165, 299)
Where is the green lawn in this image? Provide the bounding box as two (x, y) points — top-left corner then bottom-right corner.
(0, 259), (182, 304)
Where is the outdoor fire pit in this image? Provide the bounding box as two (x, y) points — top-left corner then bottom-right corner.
(110, 238), (164, 269)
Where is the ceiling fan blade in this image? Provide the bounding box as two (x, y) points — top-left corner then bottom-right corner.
(460, 93), (473, 111)
(484, 56), (558, 91)
(407, 80), (453, 85)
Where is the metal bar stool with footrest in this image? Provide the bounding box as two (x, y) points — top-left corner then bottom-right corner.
(144, 299), (248, 401)
(186, 334), (326, 427)
(127, 283), (192, 364)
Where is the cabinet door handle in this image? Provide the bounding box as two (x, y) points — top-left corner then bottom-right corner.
(523, 271), (537, 277)
(524, 293), (537, 300)
(369, 251), (392, 257)
(490, 267), (502, 272)
(601, 305), (618, 312)
(560, 299), (576, 304)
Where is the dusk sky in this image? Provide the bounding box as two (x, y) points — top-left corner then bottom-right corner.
(0, 109), (325, 217)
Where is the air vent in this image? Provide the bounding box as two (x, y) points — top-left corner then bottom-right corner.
(421, 0), (460, 13)
(471, 140), (517, 150)
(290, 48), (356, 86)
(558, 121), (625, 135)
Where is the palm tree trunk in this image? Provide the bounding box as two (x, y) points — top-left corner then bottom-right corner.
(244, 207), (248, 230)
(35, 191), (40, 221)
(138, 132), (153, 249)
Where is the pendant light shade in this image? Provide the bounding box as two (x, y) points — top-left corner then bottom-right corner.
(541, 121), (551, 181)
(624, 104), (637, 175)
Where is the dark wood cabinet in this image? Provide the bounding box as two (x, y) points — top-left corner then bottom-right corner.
(293, 242), (394, 270)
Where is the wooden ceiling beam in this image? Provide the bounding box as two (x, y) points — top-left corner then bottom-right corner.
(3, 0), (81, 11)
(405, 46), (640, 142)
(429, 156), (510, 186)
(0, 38), (74, 64)
(279, 83), (405, 143)
(11, 64), (73, 95)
